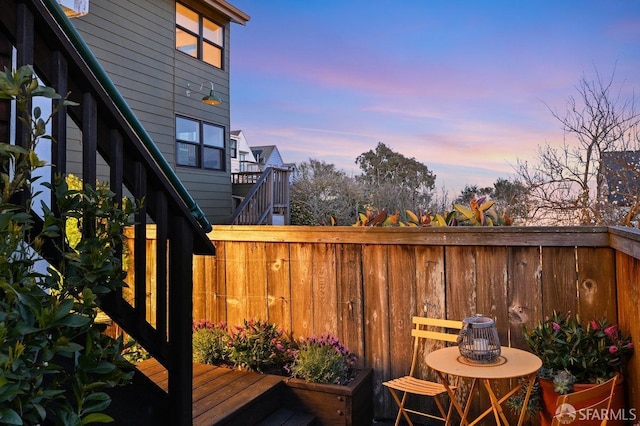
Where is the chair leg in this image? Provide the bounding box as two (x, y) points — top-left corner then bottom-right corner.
(388, 389), (413, 426)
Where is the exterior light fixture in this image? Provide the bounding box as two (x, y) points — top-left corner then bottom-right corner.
(187, 82), (222, 106)
(57, 0), (89, 18)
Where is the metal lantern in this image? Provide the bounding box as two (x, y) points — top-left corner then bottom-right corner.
(457, 314), (501, 363)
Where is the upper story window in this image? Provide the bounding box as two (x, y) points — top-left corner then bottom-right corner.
(176, 3), (224, 68)
(176, 116), (225, 170)
(230, 138), (237, 158)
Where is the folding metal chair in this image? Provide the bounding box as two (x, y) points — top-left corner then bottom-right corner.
(552, 375), (618, 426)
(383, 316), (463, 425)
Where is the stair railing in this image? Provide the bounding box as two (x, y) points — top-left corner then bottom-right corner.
(230, 167), (290, 225)
(0, 1), (215, 424)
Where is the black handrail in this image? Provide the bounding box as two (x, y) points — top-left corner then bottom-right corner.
(0, 1), (215, 424)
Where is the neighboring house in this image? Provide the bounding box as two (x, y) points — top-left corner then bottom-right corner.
(227, 134), (293, 225)
(251, 145), (285, 170)
(600, 150), (640, 206)
(230, 129), (257, 172)
(67, 0), (249, 224)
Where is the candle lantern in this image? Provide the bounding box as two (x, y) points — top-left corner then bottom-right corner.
(457, 314), (501, 363)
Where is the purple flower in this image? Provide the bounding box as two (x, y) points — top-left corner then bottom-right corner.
(552, 322), (561, 331)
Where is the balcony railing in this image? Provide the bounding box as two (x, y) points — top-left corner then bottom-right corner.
(230, 167), (290, 225)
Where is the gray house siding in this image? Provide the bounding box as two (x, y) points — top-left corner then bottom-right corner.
(67, 0), (237, 223)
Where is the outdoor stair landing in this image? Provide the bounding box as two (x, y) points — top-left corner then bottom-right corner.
(115, 359), (315, 425)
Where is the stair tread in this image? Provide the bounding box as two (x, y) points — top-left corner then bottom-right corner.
(257, 408), (316, 426)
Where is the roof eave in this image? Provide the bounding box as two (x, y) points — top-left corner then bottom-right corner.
(199, 0), (250, 25)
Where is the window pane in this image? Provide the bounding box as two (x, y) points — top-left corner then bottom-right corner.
(203, 147), (223, 170)
(203, 18), (223, 45)
(176, 29), (198, 57)
(176, 117), (199, 142)
(203, 123), (224, 148)
(230, 139), (237, 158)
(203, 42), (222, 68)
(176, 3), (199, 33)
(177, 142), (198, 167)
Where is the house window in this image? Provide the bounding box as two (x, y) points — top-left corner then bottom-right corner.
(176, 116), (225, 170)
(230, 138), (237, 158)
(176, 2), (224, 68)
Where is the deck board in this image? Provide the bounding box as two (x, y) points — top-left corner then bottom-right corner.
(135, 359), (285, 425)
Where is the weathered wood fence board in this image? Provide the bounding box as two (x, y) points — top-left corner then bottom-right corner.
(616, 250), (640, 415)
(126, 225), (640, 423)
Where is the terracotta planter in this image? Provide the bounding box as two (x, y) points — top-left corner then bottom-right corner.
(281, 368), (373, 426)
(538, 375), (626, 426)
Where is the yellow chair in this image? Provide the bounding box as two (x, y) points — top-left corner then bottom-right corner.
(552, 375), (618, 426)
(383, 316), (463, 425)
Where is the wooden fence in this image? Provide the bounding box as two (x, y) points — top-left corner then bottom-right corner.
(128, 225), (640, 423)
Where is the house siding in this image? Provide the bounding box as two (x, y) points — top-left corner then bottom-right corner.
(68, 0), (235, 223)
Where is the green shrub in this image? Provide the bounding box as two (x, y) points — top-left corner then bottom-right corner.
(122, 337), (151, 364)
(288, 334), (357, 385)
(226, 319), (293, 373)
(192, 322), (230, 365)
(0, 65), (137, 425)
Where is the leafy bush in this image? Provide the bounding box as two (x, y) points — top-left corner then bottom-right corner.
(192, 321), (230, 365)
(191, 320), (360, 385)
(524, 311), (633, 389)
(0, 65), (137, 425)
(122, 337), (151, 364)
(288, 333), (357, 385)
(226, 319), (293, 373)
(350, 196), (512, 227)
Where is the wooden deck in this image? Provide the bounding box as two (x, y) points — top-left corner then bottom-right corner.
(131, 359), (290, 425)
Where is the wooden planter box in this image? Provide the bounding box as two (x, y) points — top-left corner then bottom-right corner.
(280, 368), (373, 426)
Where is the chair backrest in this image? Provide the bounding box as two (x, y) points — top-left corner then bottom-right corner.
(551, 375), (618, 426)
(409, 316), (463, 376)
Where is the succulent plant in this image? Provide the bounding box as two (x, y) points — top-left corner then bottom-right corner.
(552, 370), (576, 394)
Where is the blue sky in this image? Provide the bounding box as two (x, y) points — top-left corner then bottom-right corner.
(229, 1), (640, 194)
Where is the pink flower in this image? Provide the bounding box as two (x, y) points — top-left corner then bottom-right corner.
(626, 342), (634, 349)
(604, 325), (618, 339)
(609, 345), (619, 354)
(552, 322), (561, 331)
(590, 320), (599, 330)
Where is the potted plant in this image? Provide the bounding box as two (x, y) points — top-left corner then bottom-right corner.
(191, 321), (373, 425)
(282, 333), (373, 426)
(522, 311), (633, 426)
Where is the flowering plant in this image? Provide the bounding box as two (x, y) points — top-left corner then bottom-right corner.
(287, 333), (357, 385)
(191, 319), (360, 385)
(192, 320), (230, 365)
(226, 318), (293, 373)
(523, 311), (633, 394)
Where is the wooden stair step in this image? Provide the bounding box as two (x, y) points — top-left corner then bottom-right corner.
(193, 371), (284, 425)
(256, 408), (316, 426)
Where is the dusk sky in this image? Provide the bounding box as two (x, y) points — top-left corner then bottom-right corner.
(229, 1), (640, 194)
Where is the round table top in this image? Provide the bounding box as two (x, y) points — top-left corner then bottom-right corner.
(424, 346), (542, 380)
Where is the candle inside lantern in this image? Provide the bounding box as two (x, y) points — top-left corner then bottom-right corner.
(473, 338), (489, 352)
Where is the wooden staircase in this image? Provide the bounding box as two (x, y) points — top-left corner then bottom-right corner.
(1, 1), (214, 424)
(231, 167), (291, 225)
(106, 359), (316, 426)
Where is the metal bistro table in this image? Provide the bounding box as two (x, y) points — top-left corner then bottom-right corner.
(425, 346), (542, 426)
